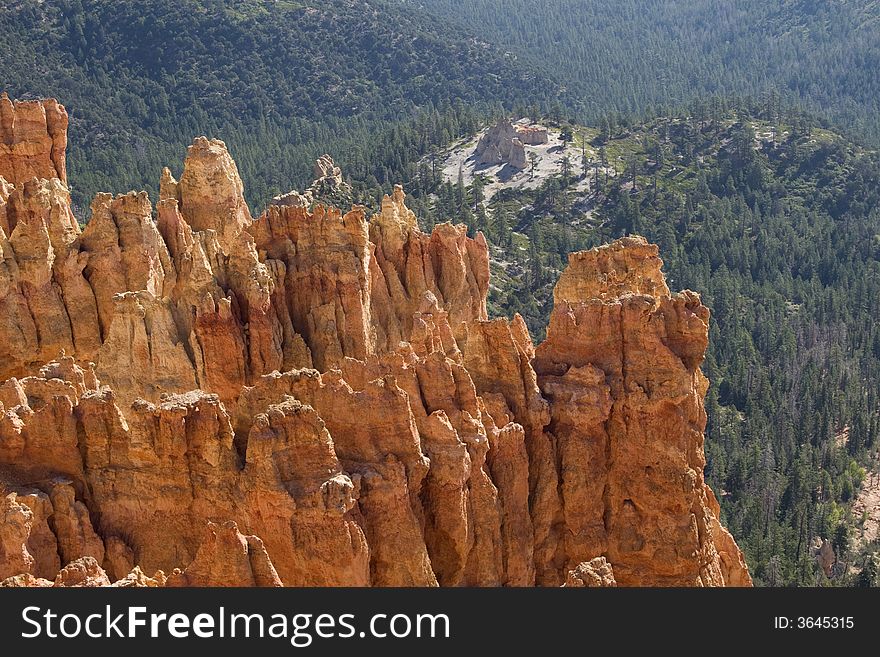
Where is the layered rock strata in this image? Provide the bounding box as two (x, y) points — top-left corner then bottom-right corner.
(0, 96), (750, 587)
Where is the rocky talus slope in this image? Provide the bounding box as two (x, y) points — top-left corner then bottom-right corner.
(0, 97), (750, 587)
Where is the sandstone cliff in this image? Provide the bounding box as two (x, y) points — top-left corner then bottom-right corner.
(0, 96), (750, 587)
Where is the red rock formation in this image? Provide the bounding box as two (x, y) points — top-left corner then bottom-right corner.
(166, 521), (282, 587)
(175, 137), (253, 251)
(563, 557), (617, 587)
(534, 237), (751, 586)
(0, 573), (54, 587)
(1, 494), (35, 580)
(369, 185), (490, 351)
(0, 93), (68, 185)
(110, 566), (166, 588)
(0, 560), (165, 588)
(80, 191), (174, 341)
(460, 315), (554, 585)
(0, 178), (91, 378)
(13, 489), (61, 579)
(0, 96), (750, 587)
(53, 556), (111, 587)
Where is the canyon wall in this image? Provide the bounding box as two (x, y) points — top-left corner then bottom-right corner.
(0, 97), (750, 587)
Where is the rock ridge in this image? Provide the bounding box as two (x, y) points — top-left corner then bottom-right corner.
(0, 96), (750, 587)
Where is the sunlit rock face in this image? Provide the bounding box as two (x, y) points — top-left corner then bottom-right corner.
(0, 96), (749, 587)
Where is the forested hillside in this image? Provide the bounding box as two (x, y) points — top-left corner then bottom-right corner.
(421, 104), (880, 585)
(0, 0), (559, 213)
(417, 0), (880, 144)
(5, 0), (879, 214)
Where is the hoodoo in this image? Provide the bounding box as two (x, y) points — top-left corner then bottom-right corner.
(0, 97), (750, 587)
